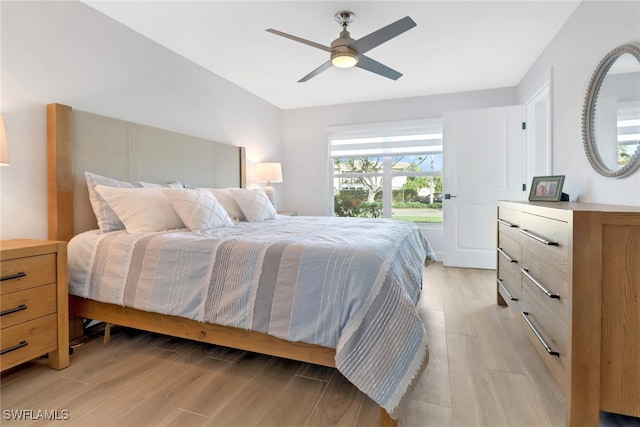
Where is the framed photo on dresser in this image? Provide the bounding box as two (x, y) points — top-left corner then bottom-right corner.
(529, 175), (565, 201)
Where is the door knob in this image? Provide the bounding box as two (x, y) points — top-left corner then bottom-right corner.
(444, 194), (457, 200)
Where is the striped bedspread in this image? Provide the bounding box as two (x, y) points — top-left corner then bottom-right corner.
(68, 216), (435, 415)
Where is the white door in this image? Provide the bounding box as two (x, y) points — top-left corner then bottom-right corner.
(442, 106), (525, 269)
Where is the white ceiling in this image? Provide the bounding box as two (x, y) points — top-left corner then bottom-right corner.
(84, 1), (581, 110)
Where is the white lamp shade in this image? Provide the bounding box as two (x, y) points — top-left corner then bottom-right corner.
(0, 115), (9, 166)
(256, 162), (283, 183)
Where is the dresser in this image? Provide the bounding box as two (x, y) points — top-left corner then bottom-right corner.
(0, 239), (69, 371)
(496, 201), (640, 427)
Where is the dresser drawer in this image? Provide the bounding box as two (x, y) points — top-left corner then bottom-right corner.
(498, 206), (522, 242)
(520, 285), (569, 393)
(0, 254), (57, 295)
(520, 238), (569, 282)
(498, 205), (521, 227)
(520, 246), (570, 317)
(1, 284), (57, 329)
(520, 213), (569, 260)
(497, 228), (521, 307)
(497, 258), (521, 309)
(521, 266), (570, 323)
(0, 314), (57, 371)
(498, 230), (520, 262)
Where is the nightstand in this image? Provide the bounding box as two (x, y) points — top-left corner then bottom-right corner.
(0, 239), (69, 371)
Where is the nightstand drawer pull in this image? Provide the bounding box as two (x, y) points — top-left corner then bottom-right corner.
(497, 279), (517, 301)
(497, 247), (517, 262)
(521, 269), (560, 299)
(0, 304), (27, 317)
(521, 312), (559, 357)
(497, 218), (518, 228)
(1, 341), (28, 355)
(520, 229), (558, 246)
(0, 272), (27, 282)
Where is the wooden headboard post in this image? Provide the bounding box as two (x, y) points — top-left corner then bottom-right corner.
(239, 146), (247, 189)
(47, 103), (74, 242)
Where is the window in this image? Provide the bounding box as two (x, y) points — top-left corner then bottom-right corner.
(329, 119), (443, 223)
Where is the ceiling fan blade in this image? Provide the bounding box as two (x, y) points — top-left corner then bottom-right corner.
(298, 61), (333, 82)
(351, 16), (416, 54)
(266, 29), (331, 52)
(356, 55), (402, 80)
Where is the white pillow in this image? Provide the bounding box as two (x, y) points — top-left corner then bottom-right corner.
(164, 188), (234, 232)
(85, 171), (141, 232)
(94, 185), (185, 233)
(208, 188), (245, 221)
(231, 188), (277, 222)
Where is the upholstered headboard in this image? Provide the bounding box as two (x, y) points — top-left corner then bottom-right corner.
(47, 103), (246, 241)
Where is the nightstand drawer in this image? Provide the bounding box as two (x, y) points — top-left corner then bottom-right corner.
(0, 254), (57, 295)
(0, 314), (57, 371)
(1, 284), (57, 329)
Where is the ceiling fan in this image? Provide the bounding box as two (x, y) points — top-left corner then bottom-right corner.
(266, 11), (417, 82)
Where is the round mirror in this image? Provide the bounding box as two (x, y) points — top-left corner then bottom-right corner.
(582, 43), (640, 178)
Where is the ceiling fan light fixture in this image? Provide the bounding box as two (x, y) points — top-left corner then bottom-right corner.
(331, 50), (358, 68)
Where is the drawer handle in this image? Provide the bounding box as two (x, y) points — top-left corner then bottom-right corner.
(0, 272), (27, 282)
(497, 218), (518, 228)
(521, 312), (559, 357)
(0, 304), (27, 317)
(520, 229), (558, 246)
(497, 247), (517, 263)
(521, 269), (560, 299)
(497, 279), (518, 301)
(0, 340), (28, 355)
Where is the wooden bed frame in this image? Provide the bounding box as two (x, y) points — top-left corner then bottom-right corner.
(46, 103), (398, 427)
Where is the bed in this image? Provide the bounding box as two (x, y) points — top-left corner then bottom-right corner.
(47, 103), (434, 427)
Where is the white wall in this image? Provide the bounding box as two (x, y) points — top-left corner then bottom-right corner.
(518, 0), (640, 206)
(282, 87), (517, 216)
(0, 1), (283, 240)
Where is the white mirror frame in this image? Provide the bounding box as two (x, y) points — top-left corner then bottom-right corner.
(582, 42), (640, 178)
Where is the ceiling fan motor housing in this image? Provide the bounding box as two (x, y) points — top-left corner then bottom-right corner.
(330, 30), (358, 67)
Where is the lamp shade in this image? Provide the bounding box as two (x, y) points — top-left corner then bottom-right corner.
(0, 115), (9, 166)
(256, 162), (283, 183)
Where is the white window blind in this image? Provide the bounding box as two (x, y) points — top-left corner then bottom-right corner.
(328, 119), (443, 221)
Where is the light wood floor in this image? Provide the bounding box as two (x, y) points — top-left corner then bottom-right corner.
(1, 263), (639, 427)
